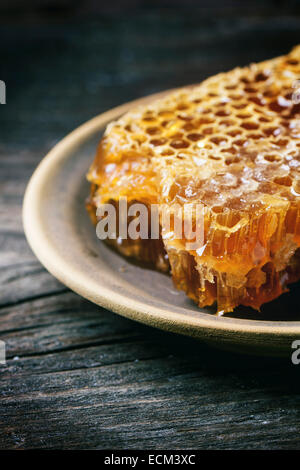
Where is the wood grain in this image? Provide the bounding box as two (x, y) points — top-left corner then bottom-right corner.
(1, 6), (300, 449)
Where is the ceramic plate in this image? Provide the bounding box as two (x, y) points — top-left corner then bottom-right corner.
(23, 91), (300, 357)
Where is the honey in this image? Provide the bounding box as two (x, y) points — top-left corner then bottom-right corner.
(87, 45), (300, 313)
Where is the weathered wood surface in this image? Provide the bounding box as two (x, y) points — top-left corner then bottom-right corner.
(1, 4), (300, 449)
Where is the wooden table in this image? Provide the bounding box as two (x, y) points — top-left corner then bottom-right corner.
(1, 5), (300, 449)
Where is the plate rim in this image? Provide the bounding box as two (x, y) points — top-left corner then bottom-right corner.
(23, 90), (300, 340)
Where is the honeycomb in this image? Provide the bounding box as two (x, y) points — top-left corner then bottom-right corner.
(87, 45), (300, 314)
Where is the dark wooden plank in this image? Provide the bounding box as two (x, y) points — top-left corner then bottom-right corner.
(1, 287), (300, 449)
(0, 293), (146, 357)
(1, 335), (300, 449)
